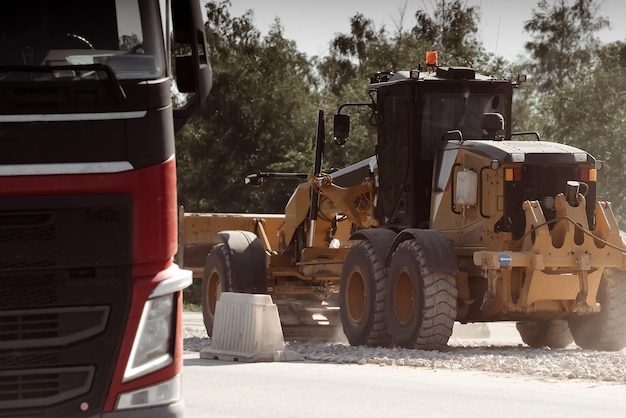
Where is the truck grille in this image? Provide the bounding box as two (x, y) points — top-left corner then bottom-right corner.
(0, 195), (132, 417)
(0, 306), (109, 350)
(0, 367), (94, 409)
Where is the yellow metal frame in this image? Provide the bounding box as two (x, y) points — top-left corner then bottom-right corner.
(473, 194), (626, 314)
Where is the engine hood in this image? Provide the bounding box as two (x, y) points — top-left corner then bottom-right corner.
(459, 140), (596, 165)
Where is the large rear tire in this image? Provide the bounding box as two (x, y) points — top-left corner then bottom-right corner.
(385, 239), (457, 350)
(568, 268), (626, 351)
(340, 240), (391, 347)
(201, 243), (233, 337)
(516, 320), (574, 349)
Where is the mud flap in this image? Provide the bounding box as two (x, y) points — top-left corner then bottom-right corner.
(350, 228), (397, 263)
(386, 228), (458, 272)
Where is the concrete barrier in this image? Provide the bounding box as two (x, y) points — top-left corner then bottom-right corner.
(199, 292), (300, 362)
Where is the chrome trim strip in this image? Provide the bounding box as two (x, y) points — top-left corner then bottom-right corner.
(0, 111), (147, 122)
(0, 161), (134, 176)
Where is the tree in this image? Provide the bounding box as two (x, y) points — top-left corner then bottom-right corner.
(523, 0), (609, 91)
(539, 42), (626, 222)
(412, 0), (484, 66)
(520, 0), (612, 176)
(176, 1), (320, 214)
(176, 1), (537, 218)
(317, 13), (384, 96)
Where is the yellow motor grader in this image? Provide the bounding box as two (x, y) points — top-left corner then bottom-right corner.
(179, 55), (626, 350)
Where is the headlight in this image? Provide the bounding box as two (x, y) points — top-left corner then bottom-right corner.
(123, 294), (174, 382)
(543, 196), (555, 210)
(116, 374), (181, 410)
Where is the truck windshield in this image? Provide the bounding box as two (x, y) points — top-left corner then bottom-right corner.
(0, 0), (165, 80)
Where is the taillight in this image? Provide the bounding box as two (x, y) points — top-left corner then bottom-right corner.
(505, 167), (522, 181)
(580, 168), (597, 182)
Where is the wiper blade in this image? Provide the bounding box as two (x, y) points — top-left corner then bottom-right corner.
(0, 63), (126, 101)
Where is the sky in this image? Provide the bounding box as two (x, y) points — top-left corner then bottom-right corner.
(225, 0), (626, 63)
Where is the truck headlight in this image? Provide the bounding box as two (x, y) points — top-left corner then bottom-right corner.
(116, 374), (181, 410)
(123, 294), (174, 382)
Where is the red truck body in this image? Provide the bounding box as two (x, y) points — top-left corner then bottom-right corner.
(0, 1), (211, 417)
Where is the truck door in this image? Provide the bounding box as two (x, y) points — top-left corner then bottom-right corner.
(376, 88), (412, 229)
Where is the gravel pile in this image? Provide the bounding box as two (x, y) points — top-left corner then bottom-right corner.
(183, 326), (626, 384)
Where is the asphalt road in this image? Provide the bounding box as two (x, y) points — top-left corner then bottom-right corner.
(182, 354), (626, 417)
(180, 313), (626, 417)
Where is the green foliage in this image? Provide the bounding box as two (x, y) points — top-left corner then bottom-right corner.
(523, 0), (609, 91)
(519, 0), (626, 220)
(177, 1), (319, 214)
(537, 42), (626, 221)
(175, 0), (626, 224)
(412, 0), (483, 66)
(316, 13), (383, 96)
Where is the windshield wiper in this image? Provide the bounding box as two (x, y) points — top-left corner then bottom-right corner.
(0, 63), (127, 101)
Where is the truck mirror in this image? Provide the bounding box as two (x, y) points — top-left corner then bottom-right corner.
(333, 114), (350, 145)
(172, 0), (203, 44)
(175, 55), (195, 93)
(171, 1), (213, 132)
(172, 0), (212, 101)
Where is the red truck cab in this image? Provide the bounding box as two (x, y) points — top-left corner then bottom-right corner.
(0, 1), (211, 417)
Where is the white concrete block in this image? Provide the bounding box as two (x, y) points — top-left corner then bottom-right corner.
(199, 292), (300, 362)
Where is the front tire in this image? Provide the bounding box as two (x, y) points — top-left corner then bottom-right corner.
(385, 239), (457, 350)
(340, 240), (390, 347)
(568, 268), (626, 351)
(201, 243), (233, 337)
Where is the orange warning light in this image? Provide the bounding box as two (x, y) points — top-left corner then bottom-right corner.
(425, 51), (438, 66)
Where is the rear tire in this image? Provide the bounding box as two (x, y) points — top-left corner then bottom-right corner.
(516, 320), (574, 349)
(568, 268), (626, 351)
(340, 240), (390, 347)
(201, 243), (233, 337)
(385, 239), (457, 350)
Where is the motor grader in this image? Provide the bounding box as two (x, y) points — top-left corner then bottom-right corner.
(179, 54), (626, 350)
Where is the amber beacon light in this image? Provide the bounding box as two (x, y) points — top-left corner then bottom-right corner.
(426, 51), (438, 66)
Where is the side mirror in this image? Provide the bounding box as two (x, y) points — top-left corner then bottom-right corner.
(172, 0), (212, 100)
(171, 0), (213, 132)
(175, 55), (196, 93)
(333, 114), (350, 145)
